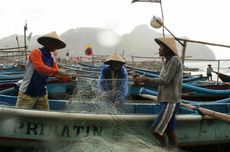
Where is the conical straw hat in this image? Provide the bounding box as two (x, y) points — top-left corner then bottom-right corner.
(104, 53), (125, 64)
(155, 37), (178, 56)
(37, 31), (66, 49)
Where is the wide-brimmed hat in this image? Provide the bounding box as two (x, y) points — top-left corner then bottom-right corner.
(208, 64), (212, 66)
(104, 53), (125, 65)
(155, 37), (178, 56)
(37, 31), (66, 49)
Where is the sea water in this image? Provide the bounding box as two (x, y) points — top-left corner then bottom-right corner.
(184, 60), (230, 81)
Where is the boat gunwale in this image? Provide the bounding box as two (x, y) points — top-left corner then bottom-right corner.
(0, 106), (217, 121)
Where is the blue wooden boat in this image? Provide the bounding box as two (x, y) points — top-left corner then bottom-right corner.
(134, 69), (208, 82)
(130, 80), (230, 101)
(139, 87), (230, 104)
(0, 82), (70, 109)
(0, 83), (229, 149)
(0, 75), (230, 148)
(126, 65), (193, 78)
(126, 65), (160, 75)
(0, 73), (24, 80)
(61, 63), (102, 72)
(0, 71), (24, 75)
(78, 62), (103, 69)
(0, 63), (24, 72)
(0, 77), (62, 92)
(0, 102), (229, 149)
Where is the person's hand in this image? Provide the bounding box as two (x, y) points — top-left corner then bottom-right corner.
(132, 74), (140, 80)
(57, 69), (69, 76)
(70, 74), (76, 82)
(134, 76), (149, 85)
(114, 101), (120, 108)
(100, 92), (109, 101)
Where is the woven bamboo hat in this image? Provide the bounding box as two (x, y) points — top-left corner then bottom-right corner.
(155, 37), (178, 56)
(104, 53), (125, 64)
(37, 31), (66, 49)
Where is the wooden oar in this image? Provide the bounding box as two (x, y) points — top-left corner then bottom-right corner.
(140, 94), (230, 123)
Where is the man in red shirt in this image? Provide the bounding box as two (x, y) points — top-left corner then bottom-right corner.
(16, 31), (74, 110)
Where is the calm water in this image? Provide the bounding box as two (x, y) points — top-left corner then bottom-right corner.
(184, 60), (230, 81)
(184, 60), (230, 73)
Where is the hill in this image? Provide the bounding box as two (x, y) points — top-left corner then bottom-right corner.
(0, 24), (216, 60)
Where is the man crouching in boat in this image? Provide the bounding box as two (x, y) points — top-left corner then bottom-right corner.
(134, 37), (182, 148)
(98, 53), (128, 112)
(16, 31), (75, 110)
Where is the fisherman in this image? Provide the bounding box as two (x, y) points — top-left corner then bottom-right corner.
(134, 37), (182, 148)
(207, 64), (213, 81)
(98, 53), (128, 111)
(16, 31), (75, 110)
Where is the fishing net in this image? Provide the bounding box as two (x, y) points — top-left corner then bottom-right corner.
(59, 77), (181, 152)
(65, 77), (128, 114)
(2, 77), (181, 152)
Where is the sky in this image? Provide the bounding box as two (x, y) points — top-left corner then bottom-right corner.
(1, 0), (230, 59)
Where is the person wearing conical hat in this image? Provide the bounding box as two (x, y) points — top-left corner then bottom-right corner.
(16, 31), (75, 110)
(98, 53), (128, 111)
(134, 37), (182, 148)
(207, 64), (213, 81)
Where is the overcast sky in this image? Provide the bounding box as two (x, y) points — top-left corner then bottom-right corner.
(1, 0), (230, 59)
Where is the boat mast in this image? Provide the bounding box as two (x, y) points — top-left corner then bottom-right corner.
(24, 22), (27, 62)
(159, 0), (165, 37)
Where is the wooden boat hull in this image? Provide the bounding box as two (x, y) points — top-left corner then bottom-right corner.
(217, 72), (230, 82)
(130, 84), (230, 101)
(0, 80), (228, 148)
(0, 83), (71, 110)
(0, 104), (229, 148)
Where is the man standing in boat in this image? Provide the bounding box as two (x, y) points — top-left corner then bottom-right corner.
(207, 64), (213, 81)
(134, 37), (182, 148)
(98, 53), (128, 111)
(16, 31), (74, 110)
